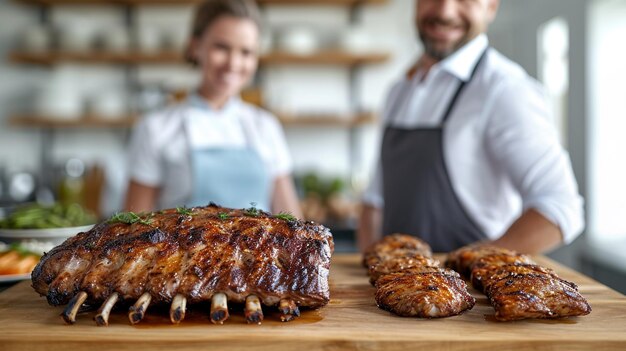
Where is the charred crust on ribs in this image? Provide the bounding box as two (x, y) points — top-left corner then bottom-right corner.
(31, 204), (334, 325)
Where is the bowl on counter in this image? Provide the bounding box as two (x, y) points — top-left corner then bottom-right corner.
(0, 225), (94, 254)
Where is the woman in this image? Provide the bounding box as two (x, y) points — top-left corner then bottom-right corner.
(125, 0), (302, 217)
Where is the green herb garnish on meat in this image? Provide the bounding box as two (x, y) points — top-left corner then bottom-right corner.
(243, 203), (260, 217)
(176, 207), (194, 216)
(108, 212), (153, 226)
(274, 212), (297, 222)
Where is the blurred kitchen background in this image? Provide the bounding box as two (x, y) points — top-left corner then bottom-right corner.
(0, 0), (624, 292)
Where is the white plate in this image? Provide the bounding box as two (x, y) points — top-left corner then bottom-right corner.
(0, 225), (94, 239)
(0, 225), (95, 253)
(0, 273), (30, 283)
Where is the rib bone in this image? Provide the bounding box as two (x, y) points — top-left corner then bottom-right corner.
(61, 291), (88, 324)
(128, 292), (152, 324)
(245, 295), (264, 324)
(279, 298), (300, 322)
(210, 292), (229, 324)
(94, 292), (119, 326)
(170, 294), (187, 324)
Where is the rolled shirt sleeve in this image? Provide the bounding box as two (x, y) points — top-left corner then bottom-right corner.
(484, 79), (585, 243)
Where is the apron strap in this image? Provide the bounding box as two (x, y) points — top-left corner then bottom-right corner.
(441, 48), (489, 124)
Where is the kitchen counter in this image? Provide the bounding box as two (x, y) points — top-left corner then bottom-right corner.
(0, 254), (625, 350)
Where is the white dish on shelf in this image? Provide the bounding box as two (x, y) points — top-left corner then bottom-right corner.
(278, 27), (319, 55)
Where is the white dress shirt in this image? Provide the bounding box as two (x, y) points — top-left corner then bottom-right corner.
(364, 34), (584, 244)
(127, 95), (292, 209)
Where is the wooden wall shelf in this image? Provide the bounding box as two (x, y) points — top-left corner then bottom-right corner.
(260, 51), (389, 65)
(14, 0), (388, 6)
(8, 114), (140, 128)
(278, 112), (376, 127)
(260, 0), (389, 5)
(10, 50), (390, 66)
(9, 51), (183, 65)
(8, 112), (376, 129)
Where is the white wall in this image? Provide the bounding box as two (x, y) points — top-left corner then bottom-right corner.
(0, 1), (45, 174)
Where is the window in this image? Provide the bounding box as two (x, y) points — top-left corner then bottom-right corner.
(588, 0), (626, 242)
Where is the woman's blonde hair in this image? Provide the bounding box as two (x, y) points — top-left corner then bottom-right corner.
(185, 0), (262, 65)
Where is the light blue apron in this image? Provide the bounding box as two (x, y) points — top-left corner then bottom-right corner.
(184, 98), (272, 211)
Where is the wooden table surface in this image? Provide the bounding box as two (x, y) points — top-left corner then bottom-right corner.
(0, 254), (625, 351)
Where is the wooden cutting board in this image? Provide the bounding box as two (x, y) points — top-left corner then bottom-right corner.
(0, 254), (624, 351)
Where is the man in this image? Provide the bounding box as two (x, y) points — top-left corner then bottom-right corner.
(357, 0), (584, 254)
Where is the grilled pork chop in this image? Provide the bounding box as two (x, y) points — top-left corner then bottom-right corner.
(486, 273), (591, 321)
(31, 204), (333, 325)
(368, 254), (440, 285)
(375, 269), (475, 318)
(362, 233), (432, 268)
(480, 264), (559, 293)
(446, 244), (591, 321)
(364, 234), (475, 318)
(469, 253), (535, 292)
(445, 245), (519, 277)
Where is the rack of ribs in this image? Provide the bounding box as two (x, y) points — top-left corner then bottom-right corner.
(365, 234), (475, 318)
(446, 245), (591, 321)
(31, 204), (333, 326)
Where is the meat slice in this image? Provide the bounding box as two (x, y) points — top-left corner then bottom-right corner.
(31, 204), (333, 325)
(470, 253), (535, 292)
(364, 233), (475, 318)
(375, 270), (475, 318)
(445, 245), (518, 277)
(446, 244), (592, 321)
(487, 273), (591, 321)
(363, 233), (432, 268)
(368, 254), (440, 285)
(480, 264), (559, 294)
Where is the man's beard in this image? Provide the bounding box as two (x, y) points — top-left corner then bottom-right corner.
(417, 17), (472, 61)
(419, 30), (469, 61)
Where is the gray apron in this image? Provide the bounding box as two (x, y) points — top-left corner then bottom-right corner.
(381, 49), (488, 252)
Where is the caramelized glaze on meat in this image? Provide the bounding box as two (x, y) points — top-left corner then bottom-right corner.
(480, 264), (558, 293)
(364, 234), (475, 318)
(375, 270), (475, 318)
(446, 244), (592, 321)
(363, 233), (432, 268)
(486, 273), (591, 321)
(368, 254), (440, 285)
(470, 253), (535, 292)
(445, 245), (518, 277)
(31, 205), (333, 309)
